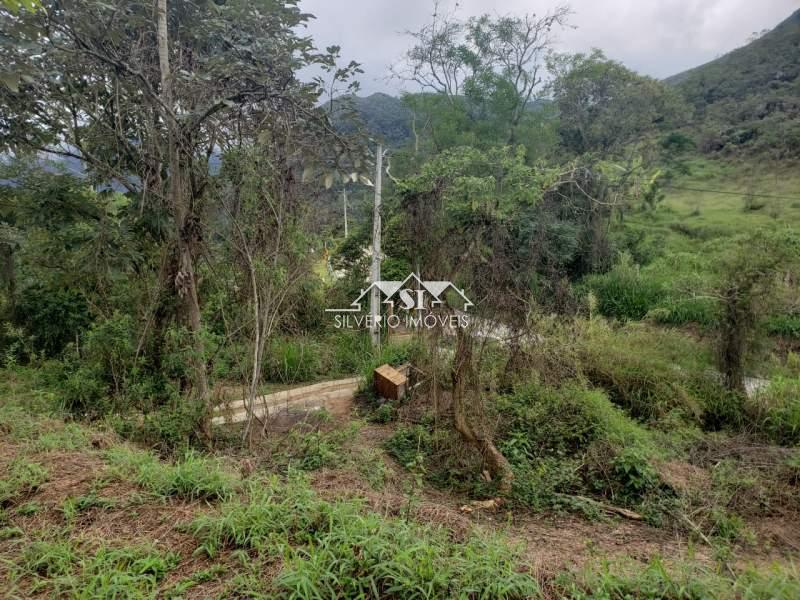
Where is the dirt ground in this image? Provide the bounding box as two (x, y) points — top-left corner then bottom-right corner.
(2, 395), (799, 597)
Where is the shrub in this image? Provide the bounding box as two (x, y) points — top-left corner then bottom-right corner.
(109, 394), (207, 454)
(13, 284), (91, 358)
(583, 255), (664, 321)
(496, 382), (661, 509)
(384, 424), (482, 491)
(747, 377), (800, 445)
(368, 402), (396, 424)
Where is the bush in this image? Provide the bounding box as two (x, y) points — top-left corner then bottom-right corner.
(108, 394), (206, 454)
(13, 284), (91, 358)
(496, 382), (661, 509)
(583, 255), (664, 321)
(747, 377), (800, 445)
(384, 424), (482, 491)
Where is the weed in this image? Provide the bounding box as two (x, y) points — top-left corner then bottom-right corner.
(164, 565), (227, 598)
(555, 556), (800, 599)
(105, 446), (238, 501)
(189, 475), (538, 599)
(747, 376), (800, 445)
(17, 501), (43, 516)
(0, 526), (23, 540)
(61, 492), (115, 522)
(368, 402), (397, 424)
(33, 422), (91, 452)
(0, 459), (48, 507)
(20, 540), (178, 597)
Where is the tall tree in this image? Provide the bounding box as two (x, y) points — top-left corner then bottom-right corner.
(395, 4), (570, 146)
(549, 50), (687, 156)
(0, 0), (336, 403)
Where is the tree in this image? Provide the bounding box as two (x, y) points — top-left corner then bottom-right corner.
(0, 0), (337, 405)
(713, 232), (798, 393)
(395, 146), (558, 491)
(549, 50), (687, 156)
(394, 4), (570, 147)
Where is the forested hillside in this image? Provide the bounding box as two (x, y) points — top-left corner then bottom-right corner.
(1, 1), (799, 598)
(667, 8), (800, 157)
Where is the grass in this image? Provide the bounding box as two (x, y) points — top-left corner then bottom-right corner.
(32, 422), (91, 452)
(746, 376), (800, 445)
(0, 458), (48, 507)
(555, 556), (800, 599)
(16, 539), (179, 598)
(596, 157), (800, 330)
(628, 158), (800, 254)
(61, 492), (116, 523)
(189, 474), (539, 599)
(105, 446), (239, 502)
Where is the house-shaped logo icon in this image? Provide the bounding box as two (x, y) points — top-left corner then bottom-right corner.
(326, 273), (473, 313)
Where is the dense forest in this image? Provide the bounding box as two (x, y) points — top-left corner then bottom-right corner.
(1, 1), (799, 598)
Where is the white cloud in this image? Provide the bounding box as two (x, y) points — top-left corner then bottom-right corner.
(299, 0), (798, 93)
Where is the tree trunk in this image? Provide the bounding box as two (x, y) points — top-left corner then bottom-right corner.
(0, 243), (15, 310)
(156, 0), (209, 402)
(719, 288), (747, 394)
(451, 328), (514, 494)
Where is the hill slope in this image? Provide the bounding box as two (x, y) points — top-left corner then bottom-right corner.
(331, 92), (412, 146)
(667, 9), (800, 157)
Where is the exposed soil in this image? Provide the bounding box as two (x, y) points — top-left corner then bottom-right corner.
(2, 394), (799, 597)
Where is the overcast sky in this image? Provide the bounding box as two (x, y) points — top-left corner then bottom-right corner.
(298, 0), (799, 95)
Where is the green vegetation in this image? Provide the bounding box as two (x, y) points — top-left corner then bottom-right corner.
(1, 0), (799, 596)
(105, 447), (238, 502)
(0, 458), (48, 506)
(190, 475), (537, 599)
(557, 557), (800, 599)
(18, 541), (178, 598)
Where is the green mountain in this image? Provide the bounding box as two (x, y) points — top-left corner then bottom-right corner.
(666, 9), (800, 157)
(331, 93), (412, 147)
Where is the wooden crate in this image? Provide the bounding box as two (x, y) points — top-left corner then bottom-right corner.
(373, 363), (408, 401)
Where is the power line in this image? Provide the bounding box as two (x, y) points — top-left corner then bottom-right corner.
(665, 185), (800, 202)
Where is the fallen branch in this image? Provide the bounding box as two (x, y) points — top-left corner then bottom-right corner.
(567, 495), (644, 520)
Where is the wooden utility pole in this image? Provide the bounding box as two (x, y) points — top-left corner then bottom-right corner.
(343, 187), (348, 238)
(370, 143), (383, 348)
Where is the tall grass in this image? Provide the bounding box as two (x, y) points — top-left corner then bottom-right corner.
(190, 475), (538, 599)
